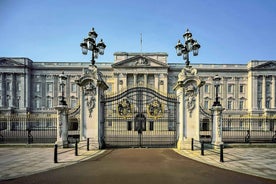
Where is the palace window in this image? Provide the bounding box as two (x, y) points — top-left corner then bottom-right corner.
(36, 83), (40, 92)
(71, 83), (77, 93)
(239, 85), (244, 93)
(201, 119), (210, 131)
(47, 83), (53, 93)
(227, 100), (232, 110)
(6, 82), (11, 91)
(46, 98), (52, 108)
(204, 84), (209, 93)
(239, 100), (244, 110)
(71, 98), (77, 108)
(35, 99), (41, 109)
(266, 99), (271, 109)
(204, 100), (209, 109)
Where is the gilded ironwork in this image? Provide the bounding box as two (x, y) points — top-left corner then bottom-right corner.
(117, 99), (132, 119)
(147, 100), (164, 120)
(103, 87), (178, 148)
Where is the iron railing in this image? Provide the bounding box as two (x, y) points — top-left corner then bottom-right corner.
(0, 114), (57, 144)
(200, 116), (276, 143)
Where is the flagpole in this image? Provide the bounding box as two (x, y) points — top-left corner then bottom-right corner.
(140, 33), (143, 53)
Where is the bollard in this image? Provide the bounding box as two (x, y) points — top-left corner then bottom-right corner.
(191, 138), (194, 151)
(87, 138), (90, 151)
(75, 141), (78, 156)
(54, 144), (58, 163)
(220, 144), (224, 162)
(201, 141), (204, 156)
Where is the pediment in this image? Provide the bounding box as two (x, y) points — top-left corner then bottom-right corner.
(254, 61), (276, 70)
(0, 58), (25, 66)
(112, 55), (168, 68)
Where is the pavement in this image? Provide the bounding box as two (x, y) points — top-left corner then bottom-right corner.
(175, 146), (276, 181)
(0, 144), (275, 181)
(0, 143), (105, 181)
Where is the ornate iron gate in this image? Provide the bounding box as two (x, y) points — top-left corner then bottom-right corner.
(103, 87), (178, 148)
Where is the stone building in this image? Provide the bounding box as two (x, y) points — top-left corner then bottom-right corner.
(1, 52), (276, 146)
(0, 52), (276, 132)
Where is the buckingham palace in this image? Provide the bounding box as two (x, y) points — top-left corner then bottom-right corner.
(1, 52), (276, 116)
(0, 52), (276, 145)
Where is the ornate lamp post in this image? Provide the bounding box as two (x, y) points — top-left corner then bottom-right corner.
(59, 71), (67, 106)
(210, 74), (224, 146)
(80, 27), (106, 65)
(213, 74), (222, 106)
(175, 29), (201, 67)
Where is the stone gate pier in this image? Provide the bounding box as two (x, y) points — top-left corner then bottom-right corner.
(76, 65), (108, 149)
(174, 65), (205, 149)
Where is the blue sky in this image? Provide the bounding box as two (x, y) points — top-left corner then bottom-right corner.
(0, 0), (276, 64)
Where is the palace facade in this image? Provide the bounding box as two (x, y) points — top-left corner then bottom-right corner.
(0, 52), (276, 118)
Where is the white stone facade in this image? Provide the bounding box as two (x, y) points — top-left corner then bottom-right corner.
(0, 53), (276, 119)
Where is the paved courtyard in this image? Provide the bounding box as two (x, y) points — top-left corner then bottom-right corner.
(175, 147), (276, 181)
(0, 146), (275, 183)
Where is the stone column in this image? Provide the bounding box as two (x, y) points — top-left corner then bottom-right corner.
(154, 74), (159, 91)
(134, 74), (137, 87)
(210, 105), (224, 145)
(272, 76), (275, 108)
(144, 74), (147, 87)
(262, 76), (266, 109)
(114, 73), (119, 93)
(222, 77), (227, 108)
(55, 105), (69, 148)
(0, 73), (2, 107)
(11, 74), (16, 107)
(163, 74), (168, 94)
(235, 77), (239, 109)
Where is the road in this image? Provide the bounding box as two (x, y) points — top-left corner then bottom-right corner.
(0, 148), (274, 184)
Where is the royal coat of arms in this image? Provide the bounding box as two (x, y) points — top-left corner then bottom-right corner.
(118, 99), (132, 119)
(147, 100), (164, 120)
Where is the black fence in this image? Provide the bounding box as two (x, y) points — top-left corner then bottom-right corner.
(0, 114), (57, 144)
(200, 117), (276, 143)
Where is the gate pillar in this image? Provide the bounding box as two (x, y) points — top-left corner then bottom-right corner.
(174, 66), (205, 149)
(210, 105), (224, 145)
(76, 65), (108, 149)
(55, 105), (69, 148)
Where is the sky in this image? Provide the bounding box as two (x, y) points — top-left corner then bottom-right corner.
(0, 0), (276, 64)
